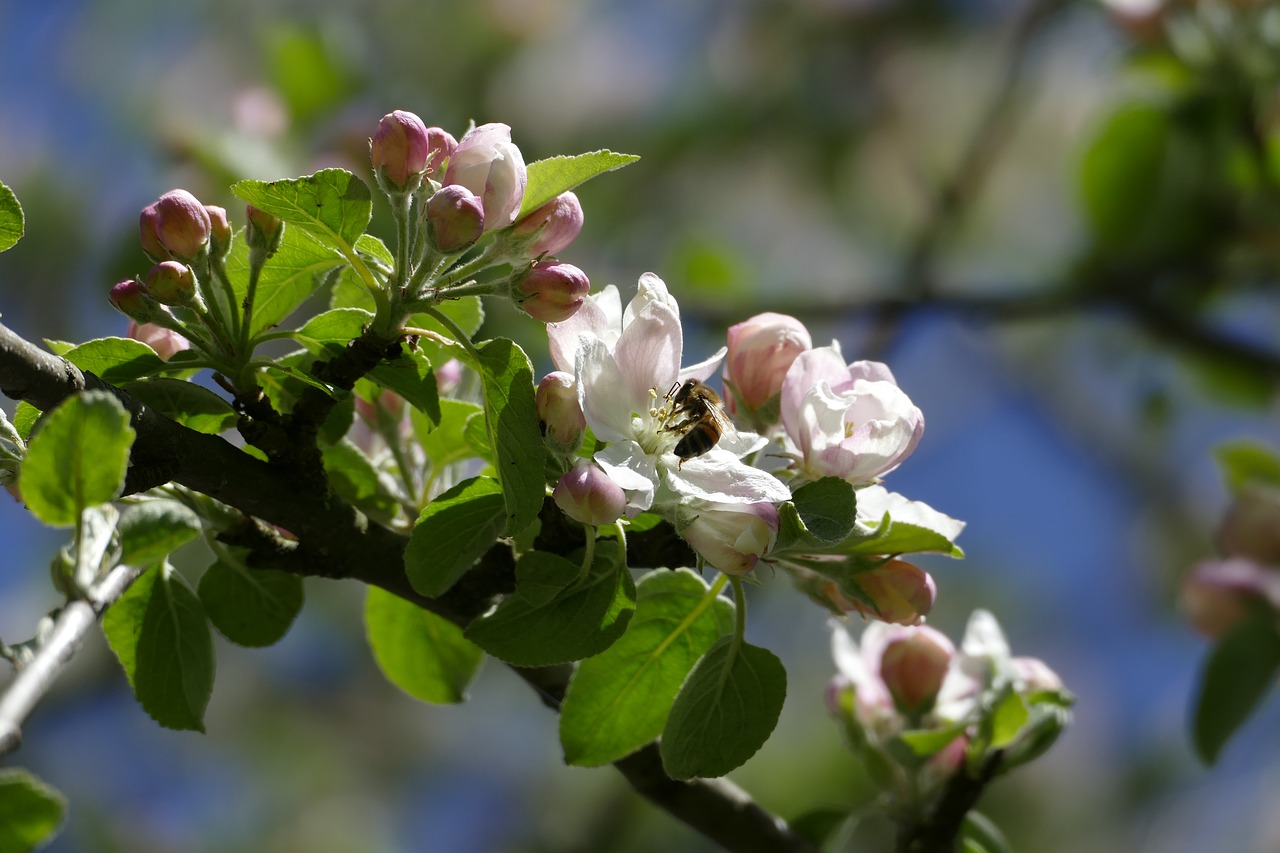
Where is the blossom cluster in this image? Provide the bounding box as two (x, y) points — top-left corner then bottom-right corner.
(540, 274), (947, 621)
(828, 611), (1070, 811)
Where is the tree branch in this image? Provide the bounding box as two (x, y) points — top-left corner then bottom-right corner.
(0, 565), (143, 757)
(0, 319), (818, 853)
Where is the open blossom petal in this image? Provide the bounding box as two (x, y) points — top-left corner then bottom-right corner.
(576, 337), (639, 441)
(679, 346), (728, 384)
(623, 271), (679, 328)
(782, 344), (924, 484)
(612, 298), (682, 407)
(547, 284), (622, 372)
(663, 447), (791, 506)
(595, 440), (658, 515)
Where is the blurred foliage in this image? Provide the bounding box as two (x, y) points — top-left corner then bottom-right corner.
(4, 0), (1280, 851)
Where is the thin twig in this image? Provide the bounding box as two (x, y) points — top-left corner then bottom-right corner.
(0, 565), (143, 757)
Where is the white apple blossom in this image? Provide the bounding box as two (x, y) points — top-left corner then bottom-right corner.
(780, 342), (924, 484)
(547, 273), (791, 516)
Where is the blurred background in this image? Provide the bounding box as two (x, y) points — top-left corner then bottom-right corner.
(2, 0), (1280, 850)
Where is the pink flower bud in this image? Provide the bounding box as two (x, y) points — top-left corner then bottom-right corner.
(444, 123), (526, 231)
(435, 358), (463, 395)
(245, 204), (284, 257)
(536, 371), (585, 452)
(879, 627), (954, 712)
(678, 501), (779, 576)
(1217, 484), (1280, 565)
(424, 126), (458, 175)
(1011, 656), (1064, 694)
(127, 319), (190, 361)
(139, 189), (212, 262)
(724, 312), (811, 416)
(371, 110), (431, 190)
(143, 261), (198, 306)
(109, 279), (167, 325)
(1180, 557), (1280, 638)
(554, 464), (626, 526)
(846, 559), (936, 626)
(426, 185), (485, 252)
(512, 191), (584, 257)
(514, 261), (590, 323)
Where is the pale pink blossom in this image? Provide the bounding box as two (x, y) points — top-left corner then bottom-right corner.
(723, 312), (811, 417)
(780, 343), (924, 484)
(443, 123), (526, 231)
(677, 500), (778, 576)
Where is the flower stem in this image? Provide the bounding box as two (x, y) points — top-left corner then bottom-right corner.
(423, 305), (482, 364)
(729, 575), (747, 655)
(578, 526), (597, 584)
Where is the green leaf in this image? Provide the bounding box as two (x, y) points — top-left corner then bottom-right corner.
(63, 337), (166, 385)
(895, 724), (968, 760)
(660, 635), (787, 779)
(515, 550), (583, 608)
(840, 487), (966, 558)
(13, 401), (38, 441)
(117, 500), (202, 567)
(775, 477), (857, 553)
(0, 769), (65, 852)
(413, 399), (484, 469)
(355, 233), (394, 267)
(960, 812), (1014, 853)
(224, 220), (347, 336)
(560, 569), (734, 766)
(369, 347), (440, 425)
(295, 306), (371, 351)
(989, 690), (1030, 749)
(19, 391), (134, 527)
(1215, 440), (1280, 494)
(123, 378), (237, 434)
(233, 168), (372, 253)
(405, 476), (506, 597)
(0, 181), (25, 253)
(322, 439), (400, 523)
(475, 338), (545, 535)
(1192, 612), (1280, 764)
(364, 586), (484, 704)
(103, 563), (215, 732)
(465, 540), (636, 667)
(197, 558), (304, 648)
(519, 151), (641, 218)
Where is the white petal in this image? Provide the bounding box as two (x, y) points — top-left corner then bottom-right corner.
(595, 441), (657, 514)
(679, 345), (727, 384)
(613, 300), (682, 405)
(547, 285), (620, 373)
(576, 337), (636, 442)
(624, 272), (678, 329)
(663, 446), (791, 505)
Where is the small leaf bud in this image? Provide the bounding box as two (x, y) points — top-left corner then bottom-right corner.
(245, 204), (284, 259)
(512, 191), (584, 257)
(371, 110), (431, 191)
(143, 260), (199, 307)
(513, 261), (590, 323)
(553, 464), (626, 526)
(139, 189), (212, 262)
(536, 371), (585, 453)
(426, 185), (485, 252)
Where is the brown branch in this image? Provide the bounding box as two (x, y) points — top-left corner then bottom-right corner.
(0, 319), (818, 853)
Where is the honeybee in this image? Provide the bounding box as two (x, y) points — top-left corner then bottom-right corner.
(660, 379), (733, 464)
